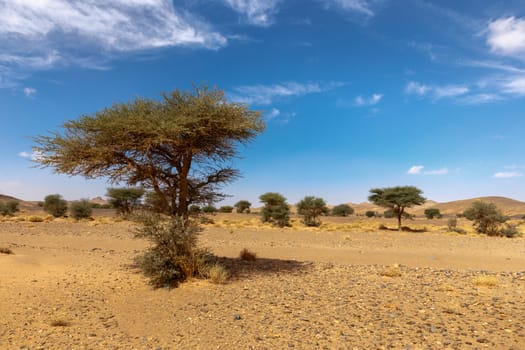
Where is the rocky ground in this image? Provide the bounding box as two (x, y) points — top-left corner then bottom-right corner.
(1, 219), (524, 349)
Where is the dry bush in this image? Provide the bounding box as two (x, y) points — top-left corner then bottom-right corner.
(27, 215), (44, 223)
(0, 247), (14, 254)
(207, 264), (229, 284)
(134, 214), (214, 288)
(473, 275), (499, 287)
(379, 265), (402, 277)
(239, 248), (257, 261)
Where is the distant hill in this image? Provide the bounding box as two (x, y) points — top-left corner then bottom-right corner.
(349, 196), (525, 217)
(0, 194), (21, 202)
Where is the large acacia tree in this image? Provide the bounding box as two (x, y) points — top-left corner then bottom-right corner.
(34, 86), (264, 217)
(368, 186), (426, 231)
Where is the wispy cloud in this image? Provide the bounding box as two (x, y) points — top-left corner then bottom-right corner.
(487, 17), (525, 58)
(23, 87), (36, 97)
(321, 0), (375, 17)
(405, 81), (468, 100)
(266, 107), (281, 120)
(493, 171), (522, 178)
(18, 151), (42, 161)
(405, 81), (430, 96)
(229, 81), (345, 105)
(355, 93), (382, 106)
(223, 0), (281, 26)
(407, 165), (448, 175)
(407, 165), (424, 175)
(0, 1), (226, 87)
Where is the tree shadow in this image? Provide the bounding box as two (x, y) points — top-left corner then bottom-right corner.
(379, 225), (427, 233)
(215, 256), (312, 281)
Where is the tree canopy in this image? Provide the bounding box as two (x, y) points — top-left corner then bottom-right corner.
(331, 204), (354, 217)
(463, 201), (507, 236)
(259, 192), (290, 227)
(368, 186), (426, 230)
(297, 196), (328, 226)
(106, 187), (145, 216)
(34, 86), (264, 217)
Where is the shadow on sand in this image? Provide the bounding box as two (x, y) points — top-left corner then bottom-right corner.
(216, 256), (312, 281)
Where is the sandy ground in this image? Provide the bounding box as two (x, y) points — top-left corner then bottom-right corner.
(1, 219), (525, 349)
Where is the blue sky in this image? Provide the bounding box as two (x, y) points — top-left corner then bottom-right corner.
(2, 0), (525, 205)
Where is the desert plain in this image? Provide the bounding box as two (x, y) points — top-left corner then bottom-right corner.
(1, 212), (525, 350)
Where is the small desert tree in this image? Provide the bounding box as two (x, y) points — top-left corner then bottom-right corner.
(106, 187), (145, 216)
(331, 204), (354, 217)
(219, 205), (234, 213)
(0, 201), (19, 216)
(259, 192), (290, 227)
(70, 199), (93, 219)
(463, 201), (507, 236)
(43, 194), (68, 217)
(297, 196), (328, 226)
(234, 200), (251, 213)
(424, 208), (442, 219)
(33, 86), (264, 218)
(368, 186), (426, 231)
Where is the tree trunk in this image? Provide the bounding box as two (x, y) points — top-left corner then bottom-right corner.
(176, 155), (192, 218)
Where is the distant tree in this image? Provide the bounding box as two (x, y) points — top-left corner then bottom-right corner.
(297, 196), (328, 226)
(234, 200), (251, 213)
(365, 210), (376, 218)
(70, 199), (93, 220)
(202, 205), (218, 214)
(33, 85), (264, 218)
(189, 205), (201, 215)
(463, 201), (507, 236)
(0, 201), (19, 216)
(424, 208), (442, 219)
(106, 187), (145, 216)
(43, 194), (68, 217)
(259, 192), (290, 227)
(219, 205), (234, 213)
(331, 204), (354, 217)
(368, 186), (426, 231)
(383, 209), (395, 218)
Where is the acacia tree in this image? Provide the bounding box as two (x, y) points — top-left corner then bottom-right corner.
(463, 201), (507, 236)
(259, 192), (290, 227)
(234, 200), (251, 213)
(297, 196), (328, 226)
(33, 86), (264, 217)
(106, 187), (145, 216)
(368, 186), (426, 231)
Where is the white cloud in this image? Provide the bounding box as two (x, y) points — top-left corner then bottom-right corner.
(487, 17), (525, 57)
(18, 151), (43, 161)
(18, 151), (30, 158)
(266, 108), (281, 119)
(458, 93), (502, 104)
(321, 0), (374, 17)
(407, 165), (448, 175)
(407, 165), (424, 175)
(223, 0), (281, 26)
(501, 76), (525, 95)
(230, 81), (345, 105)
(355, 93), (382, 106)
(0, 0), (226, 86)
(23, 87), (36, 97)
(493, 171), (522, 178)
(424, 168), (448, 175)
(405, 81), (430, 96)
(433, 85), (469, 99)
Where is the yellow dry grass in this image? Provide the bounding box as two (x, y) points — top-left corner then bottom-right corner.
(472, 275), (499, 287)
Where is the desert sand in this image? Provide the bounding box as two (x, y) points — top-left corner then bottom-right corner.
(1, 216), (524, 349)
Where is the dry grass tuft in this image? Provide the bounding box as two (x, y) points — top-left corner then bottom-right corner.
(27, 215), (44, 223)
(50, 319), (71, 327)
(379, 265), (402, 277)
(438, 282), (455, 292)
(473, 275), (499, 287)
(207, 264), (229, 284)
(239, 248), (257, 261)
(0, 247), (14, 254)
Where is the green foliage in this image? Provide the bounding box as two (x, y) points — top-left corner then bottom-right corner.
(365, 210), (376, 218)
(69, 199), (93, 220)
(0, 201), (19, 216)
(259, 192), (290, 227)
(43, 194), (68, 217)
(424, 208), (442, 219)
(219, 205), (234, 213)
(106, 187), (145, 216)
(34, 85), (265, 217)
(189, 205), (201, 215)
(133, 215), (213, 288)
(501, 224), (522, 238)
(383, 209), (394, 218)
(463, 201), (507, 236)
(234, 200), (251, 213)
(202, 205), (218, 214)
(297, 196), (328, 227)
(368, 186), (426, 231)
(331, 204), (354, 217)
